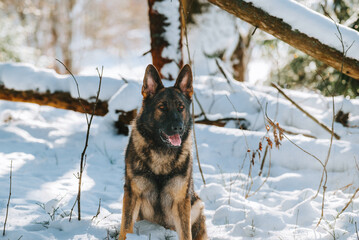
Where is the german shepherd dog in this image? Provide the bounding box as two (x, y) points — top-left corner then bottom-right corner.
(119, 64), (207, 240)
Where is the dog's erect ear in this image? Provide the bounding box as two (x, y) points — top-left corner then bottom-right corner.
(174, 64), (193, 99)
(142, 64), (164, 98)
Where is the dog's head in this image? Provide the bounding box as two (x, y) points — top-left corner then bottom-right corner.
(136, 64), (193, 148)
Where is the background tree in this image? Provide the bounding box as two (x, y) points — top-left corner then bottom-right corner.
(50, 0), (76, 73)
(230, 24), (255, 82)
(148, 0), (183, 80)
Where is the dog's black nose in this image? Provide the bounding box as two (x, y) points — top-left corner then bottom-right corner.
(172, 123), (183, 133)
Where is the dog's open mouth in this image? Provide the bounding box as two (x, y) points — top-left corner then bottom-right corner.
(160, 131), (182, 147)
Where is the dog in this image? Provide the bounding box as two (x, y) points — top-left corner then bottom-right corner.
(118, 64), (207, 240)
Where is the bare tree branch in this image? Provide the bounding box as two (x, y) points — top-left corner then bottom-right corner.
(270, 82), (340, 140)
(3, 160), (12, 236)
(336, 188), (359, 218)
(0, 85), (108, 116)
(208, 0), (359, 80)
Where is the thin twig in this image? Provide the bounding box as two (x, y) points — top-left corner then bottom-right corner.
(56, 59), (89, 124)
(316, 17), (354, 226)
(258, 145), (269, 176)
(3, 160), (12, 236)
(315, 94), (335, 226)
(316, 185), (327, 227)
(251, 27), (258, 36)
(281, 127), (328, 201)
(94, 213), (113, 225)
(337, 183), (353, 193)
(193, 92), (208, 121)
(68, 198), (77, 222)
(58, 61), (104, 221)
(280, 128), (316, 139)
(320, 4), (334, 20)
(192, 96), (206, 186)
(180, 0), (205, 186)
(142, 49), (151, 56)
(266, 113), (325, 170)
(336, 188), (359, 218)
(92, 198), (102, 221)
(225, 95), (263, 198)
(245, 158), (254, 198)
(179, 0), (204, 121)
(215, 58), (234, 92)
(77, 66), (103, 221)
(270, 82), (340, 140)
(322, 8), (354, 98)
(225, 95), (250, 149)
(247, 148), (271, 198)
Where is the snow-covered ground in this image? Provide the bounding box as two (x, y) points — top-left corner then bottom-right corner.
(0, 63), (359, 240)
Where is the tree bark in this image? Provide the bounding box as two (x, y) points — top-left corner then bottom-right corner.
(148, 0), (183, 80)
(231, 30), (253, 82)
(208, 0), (359, 80)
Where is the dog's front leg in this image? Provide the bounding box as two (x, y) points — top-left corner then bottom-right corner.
(119, 185), (141, 240)
(173, 196), (192, 240)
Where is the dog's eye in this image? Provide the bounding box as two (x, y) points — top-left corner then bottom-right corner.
(178, 105), (184, 111)
(159, 105), (166, 110)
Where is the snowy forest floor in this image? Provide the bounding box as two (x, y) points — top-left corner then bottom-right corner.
(0, 69), (359, 240)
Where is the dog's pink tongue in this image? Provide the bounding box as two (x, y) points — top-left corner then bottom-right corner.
(168, 134), (181, 146)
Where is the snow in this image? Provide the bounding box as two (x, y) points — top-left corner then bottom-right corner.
(1, 63), (359, 240)
(108, 82), (142, 120)
(246, 0), (359, 60)
(0, 62), (68, 93)
(0, 62), (128, 101)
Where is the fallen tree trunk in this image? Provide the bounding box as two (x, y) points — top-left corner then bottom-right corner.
(208, 0), (359, 80)
(0, 85), (319, 139)
(0, 85), (251, 133)
(0, 85), (108, 116)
